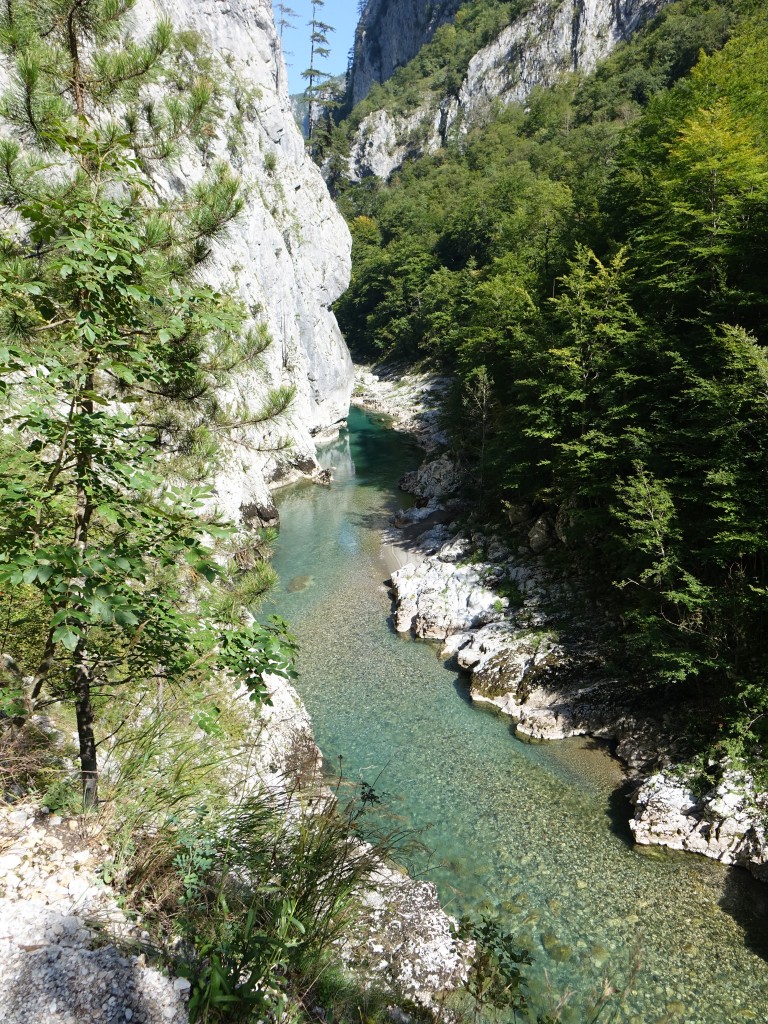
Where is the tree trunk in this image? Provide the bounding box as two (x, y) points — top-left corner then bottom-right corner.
(30, 622), (57, 704)
(73, 372), (97, 808)
(74, 639), (98, 808)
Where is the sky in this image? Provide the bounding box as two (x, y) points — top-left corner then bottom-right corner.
(272, 1), (360, 95)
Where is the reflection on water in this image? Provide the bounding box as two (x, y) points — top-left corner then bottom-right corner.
(268, 408), (768, 1023)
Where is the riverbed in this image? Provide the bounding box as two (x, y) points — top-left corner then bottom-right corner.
(268, 407), (768, 1024)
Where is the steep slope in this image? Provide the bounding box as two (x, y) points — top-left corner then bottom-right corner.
(350, 0), (464, 106)
(344, 0), (669, 180)
(133, 0), (354, 523)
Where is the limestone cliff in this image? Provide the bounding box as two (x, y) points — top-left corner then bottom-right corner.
(350, 0), (464, 107)
(347, 0), (669, 180)
(135, 0), (354, 523)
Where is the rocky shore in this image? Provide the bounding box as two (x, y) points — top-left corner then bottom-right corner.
(0, 799), (190, 1024)
(0, 671), (467, 1024)
(354, 364), (768, 883)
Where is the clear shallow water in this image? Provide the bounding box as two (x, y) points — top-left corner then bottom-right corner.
(268, 408), (768, 1024)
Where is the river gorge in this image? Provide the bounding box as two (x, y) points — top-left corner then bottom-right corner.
(268, 407), (768, 1024)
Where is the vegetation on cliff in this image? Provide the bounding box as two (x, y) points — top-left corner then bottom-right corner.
(0, 4), (571, 1021)
(334, 0), (768, 780)
(0, 2), (404, 1020)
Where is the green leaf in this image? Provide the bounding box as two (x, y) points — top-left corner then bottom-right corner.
(90, 598), (114, 624)
(114, 609), (140, 627)
(52, 626), (80, 652)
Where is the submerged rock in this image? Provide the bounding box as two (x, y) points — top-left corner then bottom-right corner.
(286, 574), (314, 592)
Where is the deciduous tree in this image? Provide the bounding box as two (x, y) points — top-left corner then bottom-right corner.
(0, 0), (295, 806)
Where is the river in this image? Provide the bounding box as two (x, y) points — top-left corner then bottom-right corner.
(267, 406), (768, 1024)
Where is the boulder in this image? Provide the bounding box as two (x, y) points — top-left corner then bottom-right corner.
(528, 515), (556, 553)
(630, 768), (768, 881)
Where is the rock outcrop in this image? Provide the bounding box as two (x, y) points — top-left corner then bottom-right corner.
(351, 866), (468, 1005)
(347, 0), (670, 180)
(350, 0), (463, 106)
(134, 0), (354, 523)
(391, 547), (508, 639)
(630, 769), (768, 881)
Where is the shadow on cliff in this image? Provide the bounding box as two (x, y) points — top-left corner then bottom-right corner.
(719, 866), (768, 961)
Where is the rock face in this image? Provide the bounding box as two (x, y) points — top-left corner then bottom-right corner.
(630, 770), (768, 881)
(350, 0), (463, 106)
(347, 0), (670, 180)
(133, 0), (354, 522)
(244, 672), (324, 795)
(0, 1), (353, 523)
(456, 0), (668, 118)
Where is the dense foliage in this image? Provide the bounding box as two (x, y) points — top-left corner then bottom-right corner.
(0, 5), (414, 1021)
(0, 0), (295, 804)
(335, 0), (768, 773)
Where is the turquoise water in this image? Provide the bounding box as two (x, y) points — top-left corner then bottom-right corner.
(268, 407), (768, 1024)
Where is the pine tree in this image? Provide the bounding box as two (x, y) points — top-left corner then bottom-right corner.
(302, 0), (335, 143)
(0, 0), (295, 806)
(275, 0), (298, 71)
(276, 0), (298, 40)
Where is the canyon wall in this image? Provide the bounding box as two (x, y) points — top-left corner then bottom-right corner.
(350, 0), (464, 106)
(347, 0), (670, 180)
(137, 0), (354, 523)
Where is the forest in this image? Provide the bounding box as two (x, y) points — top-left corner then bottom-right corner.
(333, 0), (768, 780)
(1, 0), (767, 1019)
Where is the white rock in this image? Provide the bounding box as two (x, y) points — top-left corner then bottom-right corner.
(629, 768), (768, 880)
(101, 0), (354, 522)
(67, 876), (90, 900)
(391, 547), (507, 639)
(348, 0), (669, 180)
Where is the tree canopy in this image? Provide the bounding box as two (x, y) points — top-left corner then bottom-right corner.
(335, 0), (768, 776)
